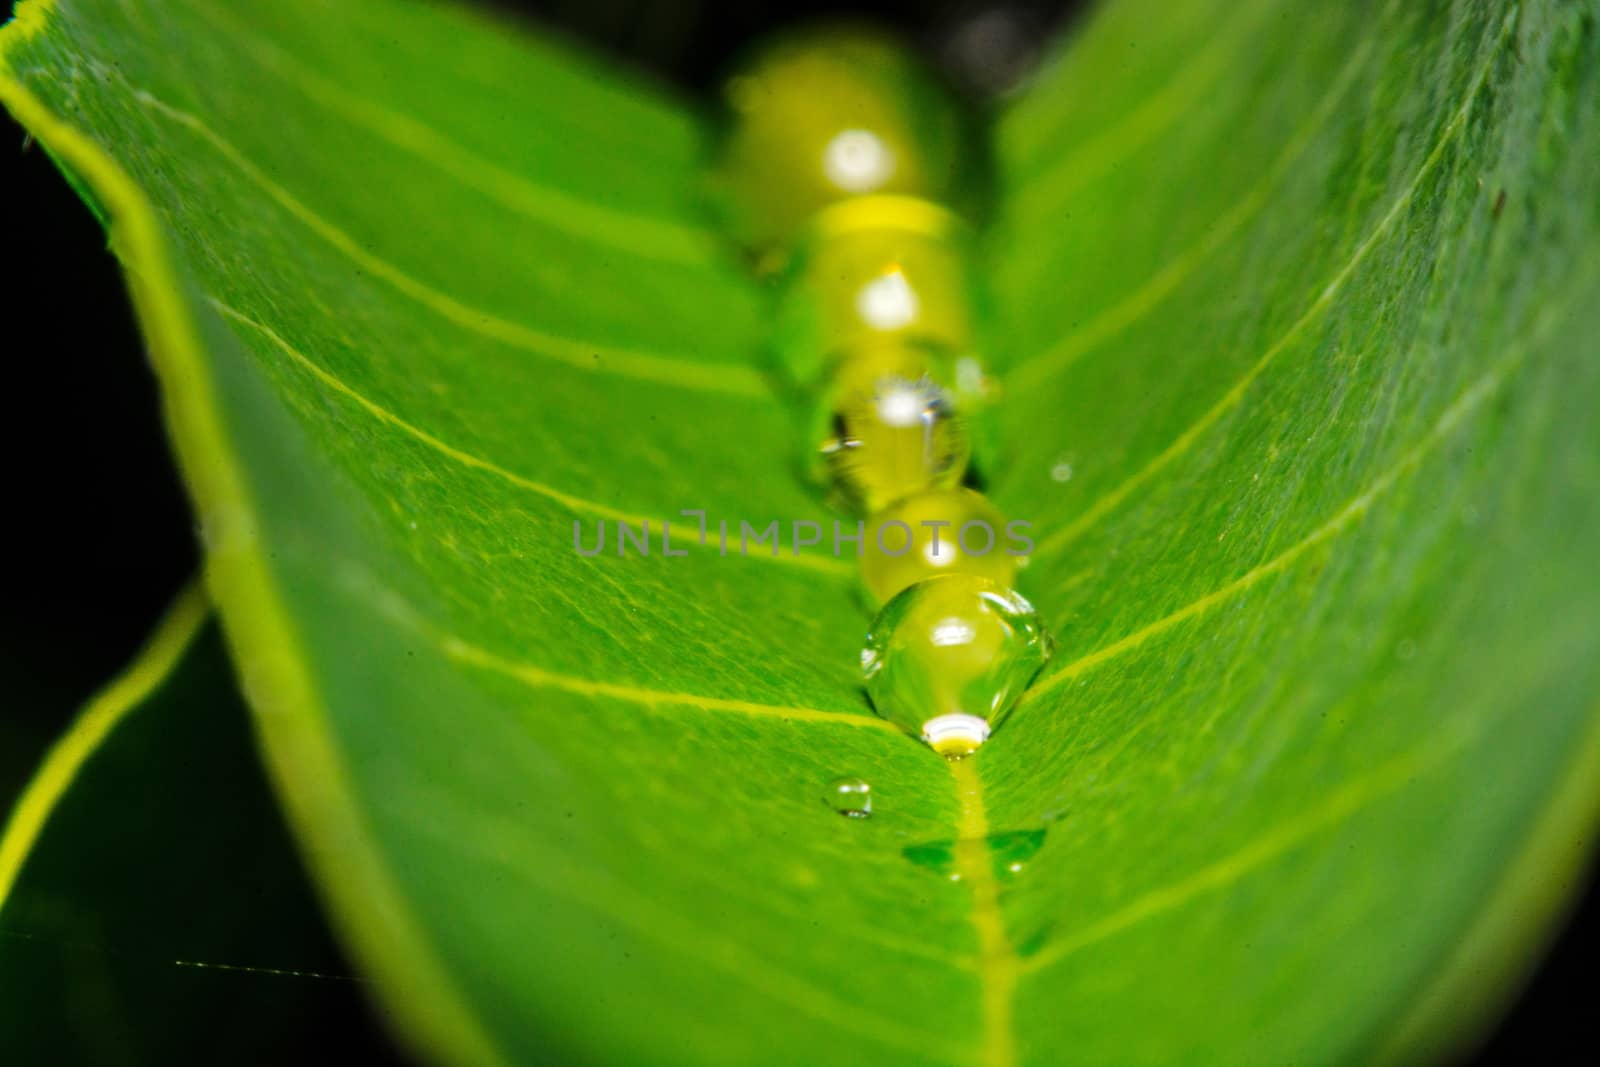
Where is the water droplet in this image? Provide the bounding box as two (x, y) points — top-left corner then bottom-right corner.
(714, 28), (978, 260)
(863, 574), (1052, 756)
(1049, 456), (1074, 483)
(823, 776), (873, 818)
(861, 488), (1016, 605)
(813, 342), (970, 516)
(773, 204), (975, 387)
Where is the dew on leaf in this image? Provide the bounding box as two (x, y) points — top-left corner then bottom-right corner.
(860, 487), (1017, 605)
(823, 776), (873, 818)
(812, 341), (970, 516)
(863, 574), (1052, 756)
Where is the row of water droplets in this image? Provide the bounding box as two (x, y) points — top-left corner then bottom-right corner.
(713, 25), (1055, 764)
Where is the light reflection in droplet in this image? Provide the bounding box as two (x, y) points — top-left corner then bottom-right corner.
(856, 268), (919, 330)
(921, 712), (990, 756)
(929, 617), (975, 646)
(874, 377), (929, 428)
(824, 128), (895, 192)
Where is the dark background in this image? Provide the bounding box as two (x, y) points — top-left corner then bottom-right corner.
(0, 0), (1591, 1062)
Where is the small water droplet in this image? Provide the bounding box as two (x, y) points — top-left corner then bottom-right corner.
(902, 828), (1046, 879)
(1049, 457), (1074, 483)
(824, 777), (872, 818)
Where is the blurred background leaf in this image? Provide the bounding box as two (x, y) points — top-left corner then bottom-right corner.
(0, 587), (403, 1064)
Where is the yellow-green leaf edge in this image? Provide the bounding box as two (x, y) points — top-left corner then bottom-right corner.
(0, 581), (207, 911)
(0, 4), (503, 1063)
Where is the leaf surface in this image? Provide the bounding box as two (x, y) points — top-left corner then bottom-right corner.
(2, 0), (1598, 1063)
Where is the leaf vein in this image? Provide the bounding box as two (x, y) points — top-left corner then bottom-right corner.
(1003, 15), (1381, 389)
(1018, 734), (1462, 975)
(115, 78), (766, 397)
(209, 298), (850, 576)
(1029, 9), (1515, 560)
(343, 573), (893, 730)
(1024, 275), (1558, 707)
(1006, 0), (1278, 213)
(174, 0), (720, 268)
(443, 631), (897, 730)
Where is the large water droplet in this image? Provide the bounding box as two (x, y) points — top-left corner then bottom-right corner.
(862, 573), (1052, 756)
(861, 488), (1017, 605)
(772, 200), (976, 388)
(823, 776), (873, 818)
(811, 341), (970, 516)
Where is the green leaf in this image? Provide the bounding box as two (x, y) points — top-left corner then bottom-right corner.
(3, 0), (1598, 1064)
(0, 587), (396, 1063)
